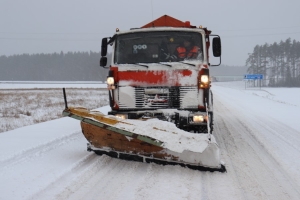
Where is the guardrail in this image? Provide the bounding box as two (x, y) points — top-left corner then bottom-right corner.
(212, 76), (244, 82)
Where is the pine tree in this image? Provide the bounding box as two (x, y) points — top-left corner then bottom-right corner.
(246, 38), (300, 87)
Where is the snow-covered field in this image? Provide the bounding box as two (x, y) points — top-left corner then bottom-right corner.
(0, 87), (108, 132)
(0, 81), (106, 89)
(0, 81), (300, 200)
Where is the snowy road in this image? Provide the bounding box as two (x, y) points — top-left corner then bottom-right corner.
(1, 81), (300, 200)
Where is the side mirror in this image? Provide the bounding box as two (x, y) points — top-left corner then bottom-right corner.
(101, 38), (108, 57)
(212, 37), (221, 57)
(100, 57), (107, 67)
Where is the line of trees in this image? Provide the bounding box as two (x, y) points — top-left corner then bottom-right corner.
(246, 38), (300, 87)
(0, 51), (110, 81)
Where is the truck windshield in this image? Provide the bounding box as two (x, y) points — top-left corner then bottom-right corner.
(114, 31), (203, 64)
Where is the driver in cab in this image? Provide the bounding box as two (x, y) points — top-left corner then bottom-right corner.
(176, 38), (201, 60)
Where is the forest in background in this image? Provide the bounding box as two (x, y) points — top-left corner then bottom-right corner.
(2, 40), (299, 87)
(0, 51), (110, 81)
(246, 38), (300, 87)
(0, 51), (246, 82)
(210, 64), (247, 76)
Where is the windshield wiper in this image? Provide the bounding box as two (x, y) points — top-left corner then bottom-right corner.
(178, 61), (196, 67)
(134, 63), (149, 68)
(159, 62), (172, 67)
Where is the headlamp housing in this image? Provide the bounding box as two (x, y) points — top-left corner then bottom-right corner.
(199, 75), (210, 88)
(193, 115), (204, 122)
(201, 75), (209, 83)
(107, 77), (114, 85)
(115, 114), (127, 120)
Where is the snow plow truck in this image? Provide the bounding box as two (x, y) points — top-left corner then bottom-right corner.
(63, 15), (225, 172)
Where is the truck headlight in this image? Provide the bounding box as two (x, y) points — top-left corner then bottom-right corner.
(201, 75), (209, 83)
(199, 75), (209, 88)
(115, 114), (127, 120)
(107, 77), (114, 85)
(193, 115), (204, 122)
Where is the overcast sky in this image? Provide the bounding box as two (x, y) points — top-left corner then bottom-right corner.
(1, 0), (300, 66)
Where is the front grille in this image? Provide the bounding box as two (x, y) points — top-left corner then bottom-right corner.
(134, 86), (197, 109)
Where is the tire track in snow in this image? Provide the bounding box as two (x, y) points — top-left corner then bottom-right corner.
(215, 88), (300, 189)
(213, 114), (251, 200)
(134, 163), (204, 200)
(104, 161), (146, 200)
(53, 155), (159, 200)
(235, 110), (300, 191)
(214, 112), (265, 200)
(251, 115), (300, 152)
(78, 158), (141, 200)
(56, 155), (124, 200)
(30, 152), (98, 199)
(214, 99), (300, 199)
(31, 154), (118, 199)
(251, 90), (297, 106)
(0, 131), (81, 171)
(185, 170), (205, 200)
(134, 163), (161, 200)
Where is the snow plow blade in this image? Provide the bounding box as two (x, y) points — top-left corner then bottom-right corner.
(63, 107), (225, 172)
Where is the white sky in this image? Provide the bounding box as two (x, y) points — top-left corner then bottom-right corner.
(1, 0), (300, 66)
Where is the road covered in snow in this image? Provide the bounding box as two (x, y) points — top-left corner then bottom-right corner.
(0, 81), (300, 200)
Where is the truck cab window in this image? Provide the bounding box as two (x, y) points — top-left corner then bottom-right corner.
(114, 31), (203, 64)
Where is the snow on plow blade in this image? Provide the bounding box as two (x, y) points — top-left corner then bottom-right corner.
(63, 107), (225, 172)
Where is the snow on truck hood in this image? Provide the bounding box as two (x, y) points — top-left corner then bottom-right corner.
(116, 61), (204, 71)
(115, 62), (206, 86)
